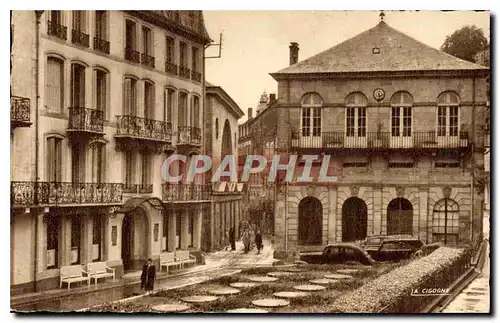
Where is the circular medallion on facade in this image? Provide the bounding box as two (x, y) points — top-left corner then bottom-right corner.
(373, 88), (385, 101)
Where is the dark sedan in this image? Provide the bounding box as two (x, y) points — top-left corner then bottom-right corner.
(300, 243), (376, 266)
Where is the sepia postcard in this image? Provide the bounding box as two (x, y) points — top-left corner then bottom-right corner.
(10, 9), (490, 314)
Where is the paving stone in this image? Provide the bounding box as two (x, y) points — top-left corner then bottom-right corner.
(246, 275), (279, 282)
(293, 284), (326, 291)
(181, 295), (219, 303)
(273, 291), (310, 299)
(336, 269), (359, 274)
(252, 298), (290, 308)
(209, 287), (240, 296)
(309, 278), (338, 285)
(324, 273), (353, 280)
(230, 282), (259, 288)
(226, 308), (269, 313)
(151, 303), (191, 312)
(267, 271), (293, 277)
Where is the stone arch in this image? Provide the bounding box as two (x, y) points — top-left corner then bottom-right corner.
(336, 186), (373, 240)
(382, 186), (419, 236)
(342, 197), (367, 242)
(387, 198), (413, 235)
(298, 196), (323, 245)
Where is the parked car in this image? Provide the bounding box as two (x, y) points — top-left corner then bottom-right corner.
(300, 243), (376, 266)
(361, 235), (424, 261)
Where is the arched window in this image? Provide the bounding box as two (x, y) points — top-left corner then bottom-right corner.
(437, 91), (460, 137)
(298, 197), (323, 245)
(345, 92), (367, 137)
(390, 91), (413, 137)
(432, 198), (460, 245)
(300, 93), (323, 137)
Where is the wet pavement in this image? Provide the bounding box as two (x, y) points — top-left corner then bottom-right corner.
(441, 243), (490, 313)
(12, 240), (275, 312)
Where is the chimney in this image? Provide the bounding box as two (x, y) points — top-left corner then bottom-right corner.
(248, 108), (253, 119)
(289, 42), (299, 66)
(269, 94), (276, 104)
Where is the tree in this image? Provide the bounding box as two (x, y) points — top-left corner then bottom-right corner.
(441, 25), (488, 63)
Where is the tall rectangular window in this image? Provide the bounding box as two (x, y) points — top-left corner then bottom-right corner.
(141, 152), (151, 187)
(124, 78), (137, 116)
(71, 216), (81, 264)
(91, 144), (105, 183)
(72, 11), (85, 32)
(191, 47), (199, 72)
(125, 20), (136, 50)
(346, 107), (366, 137)
(165, 89), (174, 123)
(392, 107), (412, 137)
(95, 11), (107, 40)
(312, 107), (321, 136)
(95, 70), (107, 118)
(166, 36), (175, 63)
(92, 215), (102, 261)
(449, 106), (458, 136)
(47, 137), (63, 182)
(125, 151), (134, 186)
(391, 107), (400, 137)
(162, 211), (169, 251)
(178, 92), (188, 126)
(46, 215), (60, 269)
(346, 107), (355, 137)
(142, 26), (152, 56)
(144, 82), (154, 119)
(357, 107), (366, 137)
(71, 144), (85, 183)
(50, 11), (62, 25)
(403, 107), (412, 137)
(71, 64), (85, 107)
(179, 42), (187, 68)
(176, 214), (181, 249)
(191, 96), (200, 128)
(437, 106), (447, 136)
(46, 57), (64, 114)
(301, 108), (311, 136)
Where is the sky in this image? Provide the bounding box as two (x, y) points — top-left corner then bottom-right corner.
(203, 11), (490, 123)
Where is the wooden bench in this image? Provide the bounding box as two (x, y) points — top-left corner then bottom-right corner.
(176, 250), (196, 269)
(60, 265), (90, 290)
(160, 252), (181, 274)
(87, 261), (115, 286)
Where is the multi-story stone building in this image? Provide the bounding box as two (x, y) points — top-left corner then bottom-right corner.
(269, 19), (489, 258)
(11, 10), (211, 294)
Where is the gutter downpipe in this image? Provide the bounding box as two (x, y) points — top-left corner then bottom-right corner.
(470, 77), (476, 244)
(284, 78), (291, 256)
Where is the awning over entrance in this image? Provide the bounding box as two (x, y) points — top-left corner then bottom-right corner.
(117, 197), (164, 213)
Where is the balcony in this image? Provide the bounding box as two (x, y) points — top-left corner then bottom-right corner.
(11, 96), (31, 128)
(141, 53), (155, 68)
(291, 131), (469, 150)
(125, 47), (140, 64)
(67, 107), (104, 135)
(11, 182), (123, 207)
(179, 66), (191, 79)
(71, 29), (89, 47)
(115, 115), (173, 153)
(177, 126), (201, 147)
(191, 70), (202, 83)
(162, 184), (211, 203)
(165, 62), (178, 75)
(123, 183), (153, 194)
(93, 37), (110, 54)
(47, 21), (67, 40)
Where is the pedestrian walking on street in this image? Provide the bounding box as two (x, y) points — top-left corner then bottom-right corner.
(229, 226), (236, 251)
(141, 258), (156, 293)
(242, 229), (250, 253)
(255, 230), (263, 254)
(249, 225), (256, 250)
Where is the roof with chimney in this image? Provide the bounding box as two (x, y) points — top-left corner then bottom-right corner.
(271, 20), (488, 77)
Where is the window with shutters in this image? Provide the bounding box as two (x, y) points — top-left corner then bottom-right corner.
(91, 142), (106, 183)
(144, 81), (154, 119)
(95, 11), (107, 40)
(141, 152), (151, 187)
(179, 42), (187, 68)
(178, 92), (188, 126)
(50, 10), (62, 25)
(166, 36), (175, 63)
(125, 151), (134, 186)
(71, 63), (86, 108)
(95, 69), (107, 119)
(124, 77), (137, 116)
(47, 136), (63, 182)
(164, 88), (175, 123)
(345, 92), (367, 137)
(46, 57), (64, 114)
(191, 96), (200, 128)
(92, 214), (103, 261)
(437, 92), (460, 137)
(125, 20), (136, 50)
(72, 11), (86, 32)
(46, 215), (60, 269)
(192, 46), (199, 72)
(71, 144), (85, 183)
(71, 215), (81, 264)
(142, 26), (152, 56)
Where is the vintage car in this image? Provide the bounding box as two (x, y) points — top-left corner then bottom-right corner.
(361, 235), (425, 261)
(300, 243), (376, 266)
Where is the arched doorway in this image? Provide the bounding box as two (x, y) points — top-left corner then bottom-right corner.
(342, 197), (367, 242)
(387, 198), (413, 235)
(121, 208), (149, 271)
(298, 197), (322, 245)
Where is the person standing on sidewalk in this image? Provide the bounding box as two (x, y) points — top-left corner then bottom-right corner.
(229, 226), (236, 251)
(255, 230), (263, 254)
(242, 229), (250, 253)
(141, 258), (156, 294)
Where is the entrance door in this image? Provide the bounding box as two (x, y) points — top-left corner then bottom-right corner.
(342, 197), (367, 242)
(121, 214), (132, 270)
(387, 198), (413, 235)
(298, 197), (323, 245)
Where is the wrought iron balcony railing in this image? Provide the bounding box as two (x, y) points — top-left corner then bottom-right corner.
(11, 181), (123, 206)
(290, 131), (469, 150)
(162, 183), (211, 202)
(116, 115), (172, 142)
(47, 21), (67, 40)
(94, 37), (110, 54)
(71, 29), (89, 47)
(179, 66), (191, 79)
(11, 96), (31, 127)
(165, 62), (178, 75)
(125, 47), (140, 63)
(68, 107), (104, 133)
(177, 126), (201, 146)
(123, 183), (153, 194)
(191, 70), (202, 82)
(141, 53), (155, 68)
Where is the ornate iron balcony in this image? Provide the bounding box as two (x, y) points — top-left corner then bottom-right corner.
(125, 47), (140, 63)
(94, 37), (110, 54)
(123, 183), (153, 194)
(291, 131), (469, 150)
(162, 183), (211, 202)
(11, 181), (123, 206)
(165, 62), (178, 75)
(177, 126), (201, 146)
(191, 70), (202, 82)
(11, 96), (31, 128)
(116, 115), (172, 142)
(68, 107), (104, 134)
(71, 29), (89, 47)
(179, 66), (191, 79)
(141, 53), (155, 68)
(47, 21), (67, 40)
